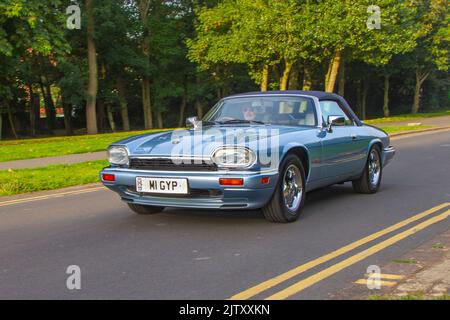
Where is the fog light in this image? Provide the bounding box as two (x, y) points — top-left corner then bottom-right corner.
(219, 178), (244, 186)
(261, 177), (270, 185)
(102, 173), (115, 182)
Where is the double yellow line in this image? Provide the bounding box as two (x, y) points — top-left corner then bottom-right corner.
(0, 186), (105, 207)
(230, 202), (450, 300)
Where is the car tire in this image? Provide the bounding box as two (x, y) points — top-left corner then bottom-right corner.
(352, 145), (382, 194)
(127, 203), (165, 215)
(262, 154), (306, 223)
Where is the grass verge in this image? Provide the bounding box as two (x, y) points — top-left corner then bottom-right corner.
(0, 160), (107, 196)
(378, 125), (434, 134)
(0, 129), (171, 162)
(391, 258), (418, 264)
(365, 110), (450, 124)
(0, 114), (445, 163)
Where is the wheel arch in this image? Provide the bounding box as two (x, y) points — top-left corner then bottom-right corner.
(368, 139), (383, 163)
(281, 144), (310, 181)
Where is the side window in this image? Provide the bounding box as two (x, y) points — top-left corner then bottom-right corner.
(319, 100), (353, 126)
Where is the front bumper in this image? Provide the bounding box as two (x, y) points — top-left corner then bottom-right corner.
(382, 146), (395, 167)
(100, 168), (278, 210)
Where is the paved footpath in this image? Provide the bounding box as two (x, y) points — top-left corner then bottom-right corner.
(0, 151), (106, 170)
(1, 115), (449, 170)
(370, 115), (450, 127)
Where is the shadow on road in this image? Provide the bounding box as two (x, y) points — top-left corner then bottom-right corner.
(119, 183), (364, 225)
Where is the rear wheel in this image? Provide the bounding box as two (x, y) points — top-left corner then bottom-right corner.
(127, 203), (165, 215)
(352, 145), (382, 194)
(262, 154), (306, 223)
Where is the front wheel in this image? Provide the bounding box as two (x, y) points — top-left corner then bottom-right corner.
(127, 203), (165, 215)
(262, 154), (306, 223)
(352, 145), (382, 194)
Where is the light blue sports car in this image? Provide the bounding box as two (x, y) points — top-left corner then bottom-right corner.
(100, 91), (395, 223)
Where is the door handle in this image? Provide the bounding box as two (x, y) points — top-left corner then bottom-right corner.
(351, 134), (358, 140)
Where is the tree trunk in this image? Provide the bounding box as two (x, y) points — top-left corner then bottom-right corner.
(195, 99), (203, 119)
(44, 81), (56, 130)
(142, 77), (153, 129)
(138, 0), (153, 129)
(28, 83), (36, 137)
(302, 66), (312, 91)
(39, 81), (54, 134)
(96, 100), (106, 133)
(288, 63), (300, 90)
(116, 77), (130, 131)
(412, 81), (421, 114)
(29, 84), (35, 137)
(62, 96), (73, 136)
(356, 80), (362, 118)
(7, 104), (18, 139)
(362, 79), (368, 120)
(383, 74), (390, 117)
(412, 68), (430, 114)
(338, 60), (345, 96)
(261, 64), (269, 91)
(178, 87), (187, 128)
(85, 0), (98, 134)
(325, 49), (342, 93)
(216, 87), (224, 100)
(106, 104), (116, 132)
(156, 111), (163, 128)
(280, 60), (293, 91)
(31, 91), (40, 136)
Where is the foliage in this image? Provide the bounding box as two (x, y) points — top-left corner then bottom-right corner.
(0, 0), (448, 139)
(0, 160), (107, 196)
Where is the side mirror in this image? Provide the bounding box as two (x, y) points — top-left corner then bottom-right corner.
(326, 115), (346, 132)
(186, 116), (201, 129)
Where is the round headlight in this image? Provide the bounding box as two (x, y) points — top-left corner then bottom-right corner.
(212, 147), (256, 168)
(108, 146), (129, 165)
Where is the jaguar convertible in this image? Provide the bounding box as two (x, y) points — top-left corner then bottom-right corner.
(100, 91), (395, 223)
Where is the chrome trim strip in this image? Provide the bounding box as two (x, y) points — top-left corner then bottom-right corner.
(103, 167), (279, 175)
(130, 156), (210, 161)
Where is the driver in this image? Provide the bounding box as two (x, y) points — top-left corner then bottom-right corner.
(242, 105), (256, 121)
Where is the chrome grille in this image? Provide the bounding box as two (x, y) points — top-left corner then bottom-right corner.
(129, 158), (218, 171)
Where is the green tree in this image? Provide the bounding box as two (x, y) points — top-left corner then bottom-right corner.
(408, 0), (449, 113)
(0, 0), (70, 138)
(188, 0), (314, 91)
(317, 0), (420, 93)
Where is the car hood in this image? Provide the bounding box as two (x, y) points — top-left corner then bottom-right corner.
(113, 125), (311, 158)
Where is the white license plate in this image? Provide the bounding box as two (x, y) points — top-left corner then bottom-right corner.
(136, 177), (188, 194)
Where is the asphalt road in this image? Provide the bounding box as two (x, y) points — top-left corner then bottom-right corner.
(1, 130), (449, 299)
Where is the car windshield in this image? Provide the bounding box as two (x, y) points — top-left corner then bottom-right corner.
(203, 96), (317, 127)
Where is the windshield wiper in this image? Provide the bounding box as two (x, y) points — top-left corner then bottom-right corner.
(201, 120), (221, 126)
(217, 119), (266, 125)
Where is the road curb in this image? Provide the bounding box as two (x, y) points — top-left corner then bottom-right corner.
(390, 126), (450, 139)
(0, 183), (104, 204)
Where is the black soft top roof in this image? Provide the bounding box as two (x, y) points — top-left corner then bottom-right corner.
(228, 90), (337, 100)
(226, 90), (362, 126)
